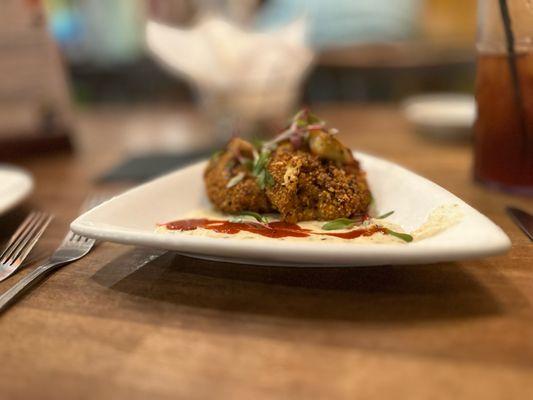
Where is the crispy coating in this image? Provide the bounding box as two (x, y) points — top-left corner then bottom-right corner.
(265, 142), (371, 223)
(204, 134), (372, 222)
(204, 142), (272, 213)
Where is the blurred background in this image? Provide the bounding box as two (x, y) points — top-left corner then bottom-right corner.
(0, 0), (478, 178)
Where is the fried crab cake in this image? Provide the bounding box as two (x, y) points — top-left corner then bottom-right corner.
(204, 138), (272, 213)
(266, 142), (371, 223)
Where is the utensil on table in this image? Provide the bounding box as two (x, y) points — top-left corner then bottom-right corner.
(0, 195), (107, 311)
(0, 211), (53, 282)
(506, 206), (533, 241)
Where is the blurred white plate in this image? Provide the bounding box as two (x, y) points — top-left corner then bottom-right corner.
(402, 93), (476, 139)
(71, 152), (510, 267)
(0, 165), (33, 216)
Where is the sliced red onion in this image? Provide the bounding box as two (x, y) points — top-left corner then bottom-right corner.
(290, 134), (303, 149)
(263, 127), (294, 149)
(307, 123), (325, 130)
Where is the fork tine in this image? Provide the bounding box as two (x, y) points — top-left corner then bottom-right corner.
(62, 231), (75, 243)
(0, 212), (38, 261)
(63, 232), (79, 244)
(59, 194), (109, 248)
(4, 213), (52, 265)
(0, 202), (98, 308)
(0, 194), (107, 304)
(12, 214), (53, 265)
(0, 212), (42, 264)
(68, 193), (109, 244)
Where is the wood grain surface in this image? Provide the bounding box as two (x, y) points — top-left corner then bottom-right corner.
(0, 105), (532, 400)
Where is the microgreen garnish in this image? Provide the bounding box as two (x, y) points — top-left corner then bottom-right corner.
(295, 108), (324, 127)
(256, 169), (274, 190)
(263, 109), (326, 150)
(252, 149), (274, 190)
(225, 159), (236, 171)
(321, 217), (362, 231)
(384, 228), (413, 243)
(210, 150), (223, 161)
(251, 137), (265, 149)
(233, 211), (268, 223)
(226, 172), (245, 188)
(252, 149), (270, 175)
(377, 210), (394, 219)
(242, 159), (253, 171)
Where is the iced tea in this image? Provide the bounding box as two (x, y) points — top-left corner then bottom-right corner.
(474, 52), (533, 193)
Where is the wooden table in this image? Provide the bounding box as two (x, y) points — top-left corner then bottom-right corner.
(0, 105), (532, 400)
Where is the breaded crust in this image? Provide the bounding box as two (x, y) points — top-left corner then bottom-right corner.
(204, 150), (272, 213)
(265, 143), (371, 223)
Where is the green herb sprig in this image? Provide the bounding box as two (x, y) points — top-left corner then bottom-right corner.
(232, 211), (269, 223)
(321, 217), (362, 231)
(210, 150), (223, 162)
(294, 108), (324, 127)
(377, 210), (394, 219)
(384, 228), (413, 243)
(251, 137), (265, 149)
(225, 159), (236, 171)
(252, 149), (274, 190)
(252, 149), (270, 175)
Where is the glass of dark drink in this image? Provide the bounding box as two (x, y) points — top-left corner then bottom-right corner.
(474, 0), (533, 194)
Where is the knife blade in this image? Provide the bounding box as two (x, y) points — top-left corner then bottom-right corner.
(506, 206), (533, 241)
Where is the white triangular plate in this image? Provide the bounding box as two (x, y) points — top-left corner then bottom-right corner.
(71, 153), (510, 267)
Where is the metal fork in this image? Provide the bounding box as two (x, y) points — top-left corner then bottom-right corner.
(0, 212), (53, 282)
(0, 195), (106, 311)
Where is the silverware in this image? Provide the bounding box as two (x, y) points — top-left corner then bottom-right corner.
(0, 212), (53, 282)
(506, 206), (533, 241)
(0, 195), (106, 311)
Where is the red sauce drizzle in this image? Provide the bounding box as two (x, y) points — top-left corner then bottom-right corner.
(321, 225), (388, 239)
(160, 218), (386, 240)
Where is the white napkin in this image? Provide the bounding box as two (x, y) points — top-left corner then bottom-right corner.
(146, 16), (314, 125)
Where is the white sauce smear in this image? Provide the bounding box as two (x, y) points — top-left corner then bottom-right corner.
(157, 203), (463, 245)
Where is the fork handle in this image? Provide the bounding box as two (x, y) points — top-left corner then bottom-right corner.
(0, 261), (63, 310)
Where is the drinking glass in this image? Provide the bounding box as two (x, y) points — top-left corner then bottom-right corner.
(474, 0), (533, 194)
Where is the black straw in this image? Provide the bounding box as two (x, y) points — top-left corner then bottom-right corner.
(498, 0), (529, 152)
